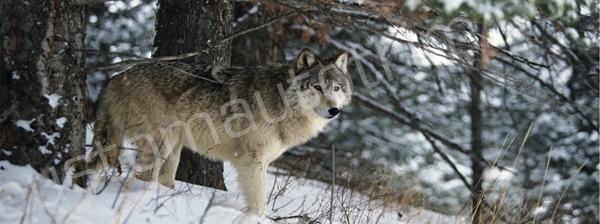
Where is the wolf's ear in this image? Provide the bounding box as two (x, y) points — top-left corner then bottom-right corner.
(334, 51), (349, 74)
(294, 48), (318, 73)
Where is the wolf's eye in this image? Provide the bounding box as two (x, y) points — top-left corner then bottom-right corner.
(314, 85), (322, 91)
(334, 86), (340, 91)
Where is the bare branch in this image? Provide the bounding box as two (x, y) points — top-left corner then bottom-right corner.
(69, 0), (117, 5)
(271, 215), (305, 222)
(83, 51), (196, 73)
(353, 91), (515, 174)
(83, 12), (296, 73)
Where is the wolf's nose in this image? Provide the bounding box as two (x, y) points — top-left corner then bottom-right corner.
(328, 107), (340, 116)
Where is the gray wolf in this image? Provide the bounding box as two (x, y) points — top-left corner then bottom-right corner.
(86, 48), (351, 217)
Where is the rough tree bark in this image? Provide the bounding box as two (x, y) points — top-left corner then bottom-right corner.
(152, 0), (234, 190)
(231, 2), (286, 66)
(0, 0), (88, 187)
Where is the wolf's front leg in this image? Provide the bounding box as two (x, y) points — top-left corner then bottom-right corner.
(157, 143), (182, 189)
(232, 159), (267, 217)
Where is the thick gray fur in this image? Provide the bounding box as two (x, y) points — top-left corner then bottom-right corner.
(87, 48), (351, 217)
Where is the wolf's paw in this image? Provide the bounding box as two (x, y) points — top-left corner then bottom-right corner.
(135, 172), (152, 182)
(234, 213), (274, 224)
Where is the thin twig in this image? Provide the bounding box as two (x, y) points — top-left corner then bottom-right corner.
(424, 136), (472, 190)
(329, 144), (335, 223)
(532, 146), (553, 223)
(33, 180), (58, 224)
(111, 167), (134, 209)
(19, 182), (33, 224)
(198, 189), (218, 224)
(549, 160), (589, 222)
(73, 49), (146, 59)
(85, 144), (168, 161)
(83, 51), (197, 73)
(271, 215), (305, 221)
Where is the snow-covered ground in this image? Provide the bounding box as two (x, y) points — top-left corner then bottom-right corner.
(0, 160), (461, 224)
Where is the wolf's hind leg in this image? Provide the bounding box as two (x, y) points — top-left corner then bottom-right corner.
(133, 133), (165, 183)
(232, 158), (267, 217)
(87, 125), (123, 175)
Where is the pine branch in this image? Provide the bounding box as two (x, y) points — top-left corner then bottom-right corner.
(353, 92), (515, 174)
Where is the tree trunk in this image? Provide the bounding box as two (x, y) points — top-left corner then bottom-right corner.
(231, 2), (286, 66)
(469, 24), (485, 224)
(152, 0), (233, 190)
(0, 0), (87, 187)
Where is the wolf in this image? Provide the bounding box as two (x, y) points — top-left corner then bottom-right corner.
(86, 48), (351, 217)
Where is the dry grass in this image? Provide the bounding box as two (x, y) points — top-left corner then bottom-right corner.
(275, 124), (591, 223)
(459, 125), (589, 224)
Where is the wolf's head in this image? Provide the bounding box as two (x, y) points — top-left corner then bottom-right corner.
(291, 48), (352, 120)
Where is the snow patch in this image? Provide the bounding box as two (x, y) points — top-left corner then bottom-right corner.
(85, 123), (94, 146)
(0, 160), (461, 224)
(39, 146), (52, 155)
(444, 0), (466, 12)
(56, 117), (67, 128)
(248, 5), (258, 14)
(44, 93), (62, 109)
(41, 132), (60, 145)
(405, 0), (421, 10)
(11, 72), (20, 80)
(564, 27), (579, 40)
(15, 119), (35, 132)
(36, 132), (60, 155)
